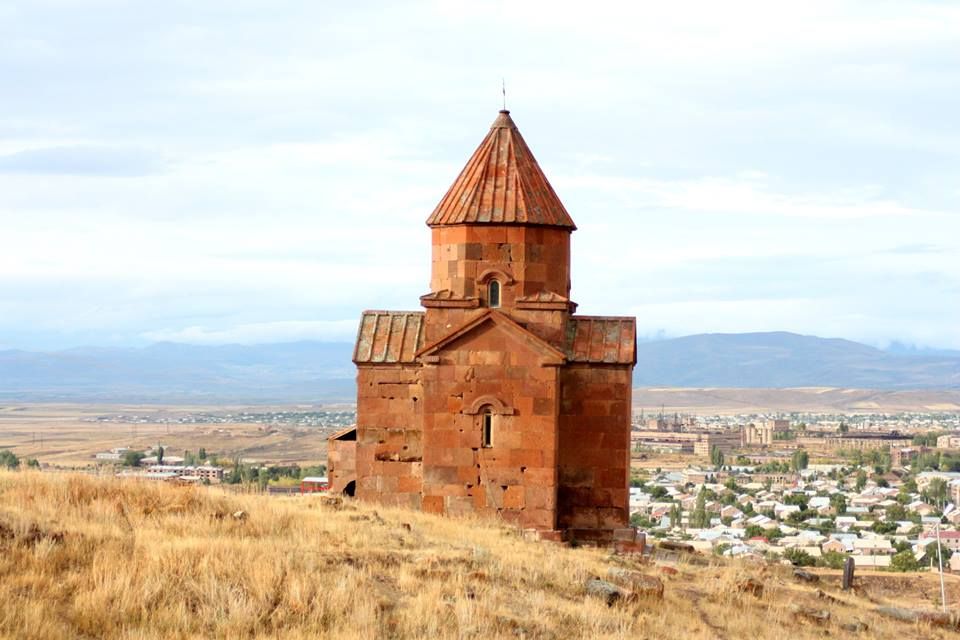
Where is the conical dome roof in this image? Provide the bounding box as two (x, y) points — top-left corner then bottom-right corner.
(426, 111), (576, 229)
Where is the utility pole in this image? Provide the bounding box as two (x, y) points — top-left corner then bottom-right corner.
(936, 522), (947, 613)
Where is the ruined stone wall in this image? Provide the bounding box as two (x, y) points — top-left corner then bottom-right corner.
(419, 323), (560, 531)
(557, 365), (633, 537)
(327, 437), (356, 494)
(355, 364), (423, 509)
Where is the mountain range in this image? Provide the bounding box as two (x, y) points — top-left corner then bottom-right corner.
(0, 332), (957, 403)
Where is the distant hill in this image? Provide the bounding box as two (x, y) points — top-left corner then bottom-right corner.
(0, 341), (356, 403)
(0, 331), (957, 403)
(634, 332), (960, 389)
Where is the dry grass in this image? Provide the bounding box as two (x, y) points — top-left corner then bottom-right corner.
(0, 471), (955, 639)
(0, 404), (334, 467)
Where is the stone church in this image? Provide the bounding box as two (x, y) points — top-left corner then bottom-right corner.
(329, 109), (636, 542)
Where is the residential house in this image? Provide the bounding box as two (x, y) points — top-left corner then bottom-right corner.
(920, 530), (960, 552)
(821, 539), (846, 554)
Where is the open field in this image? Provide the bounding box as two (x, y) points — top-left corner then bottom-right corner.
(1, 470), (959, 639)
(634, 387), (960, 414)
(0, 404), (340, 468)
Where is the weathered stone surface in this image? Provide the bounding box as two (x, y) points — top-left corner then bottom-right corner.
(613, 540), (646, 556)
(606, 568), (663, 600)
(659, 540), (695, 553)
(842, 556), (855, 591)
(815, 589), (841, 604)
(790, 605), (830, 625)
(792, 568), (819, 583)
(585, 578), (626, 606)
(840, 620), (868, 633)
(875, 606), (960, 629)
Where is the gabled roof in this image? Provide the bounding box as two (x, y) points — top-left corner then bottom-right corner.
(427, 110), (576, 229)
(516, 290), (576, 312)
(353, 311), (424, 364)
(416, 309), (566, 366)
(565, 316), (636, 365)
(419, 289), (480, 309)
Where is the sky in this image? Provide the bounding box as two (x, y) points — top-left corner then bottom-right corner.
(1, 1), (959, 351)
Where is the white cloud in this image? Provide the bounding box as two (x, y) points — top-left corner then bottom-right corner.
(559, 173), (950, 219)
(143, 320), (359, 345)
(0, 0), (958, 351)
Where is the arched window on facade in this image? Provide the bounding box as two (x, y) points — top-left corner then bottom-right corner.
(481, 408), (494, 448)
(488, 280), (501, 308)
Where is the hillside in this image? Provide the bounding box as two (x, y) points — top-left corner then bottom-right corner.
(1, 472), (958, 639)
(633, 332), (960, 389)
(0, 341), (355, 403)
(1, 332), (958, 403)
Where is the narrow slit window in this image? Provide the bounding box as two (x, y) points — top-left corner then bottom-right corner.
(482, 411), (494, 447)
(488, 280), (501, 308)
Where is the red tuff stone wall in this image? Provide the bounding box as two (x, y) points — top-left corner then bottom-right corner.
(419, 322), (560, 531)
(557, 365), (633, 537)
(426, 225), (571, 347)
(355, 365), (424, 509)
(430, 225), (571, 302)
(327, 436), (357, 494)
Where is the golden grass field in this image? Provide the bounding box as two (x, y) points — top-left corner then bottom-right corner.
(1, 471), (958, 639)
(0, 404), (335, 468)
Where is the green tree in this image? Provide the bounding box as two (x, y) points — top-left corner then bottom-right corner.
(198, 447), (207, 461)
(926, 540), (953, 565)
(784, 548), (816, 567)
(830, 493), (847, 515)
(871, 520), (897, 535)
(819, 551), (848, 570)
(890, 550), (921, 572)
(839, 422), (849, 434)
(913, 432), (948, 447)
(156, 446), (164, 465)
(885, 503), (907, 522)
(648, 485), (668, 499)
(25, 458), (40, 469)
(791, 449), (809, 472)
(0, 450), (20, 469)
(784, 494), (809, 509)
(855, 469), (867, 492)
(744, 524), (766, 539)
(923, 478), (948, 510)
(893, 540), (912, 554)
(690, 488), (709, 528)
(669, 504), (681, 529)
(122, 451), (145, 467)
(710, 446), (725, 469)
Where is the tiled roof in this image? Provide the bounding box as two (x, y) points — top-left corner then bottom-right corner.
(565, 316), (636, 365)
(426, 110), (576, 229)
(353, 311), (424, 364)
(516, 291), (569, 303)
